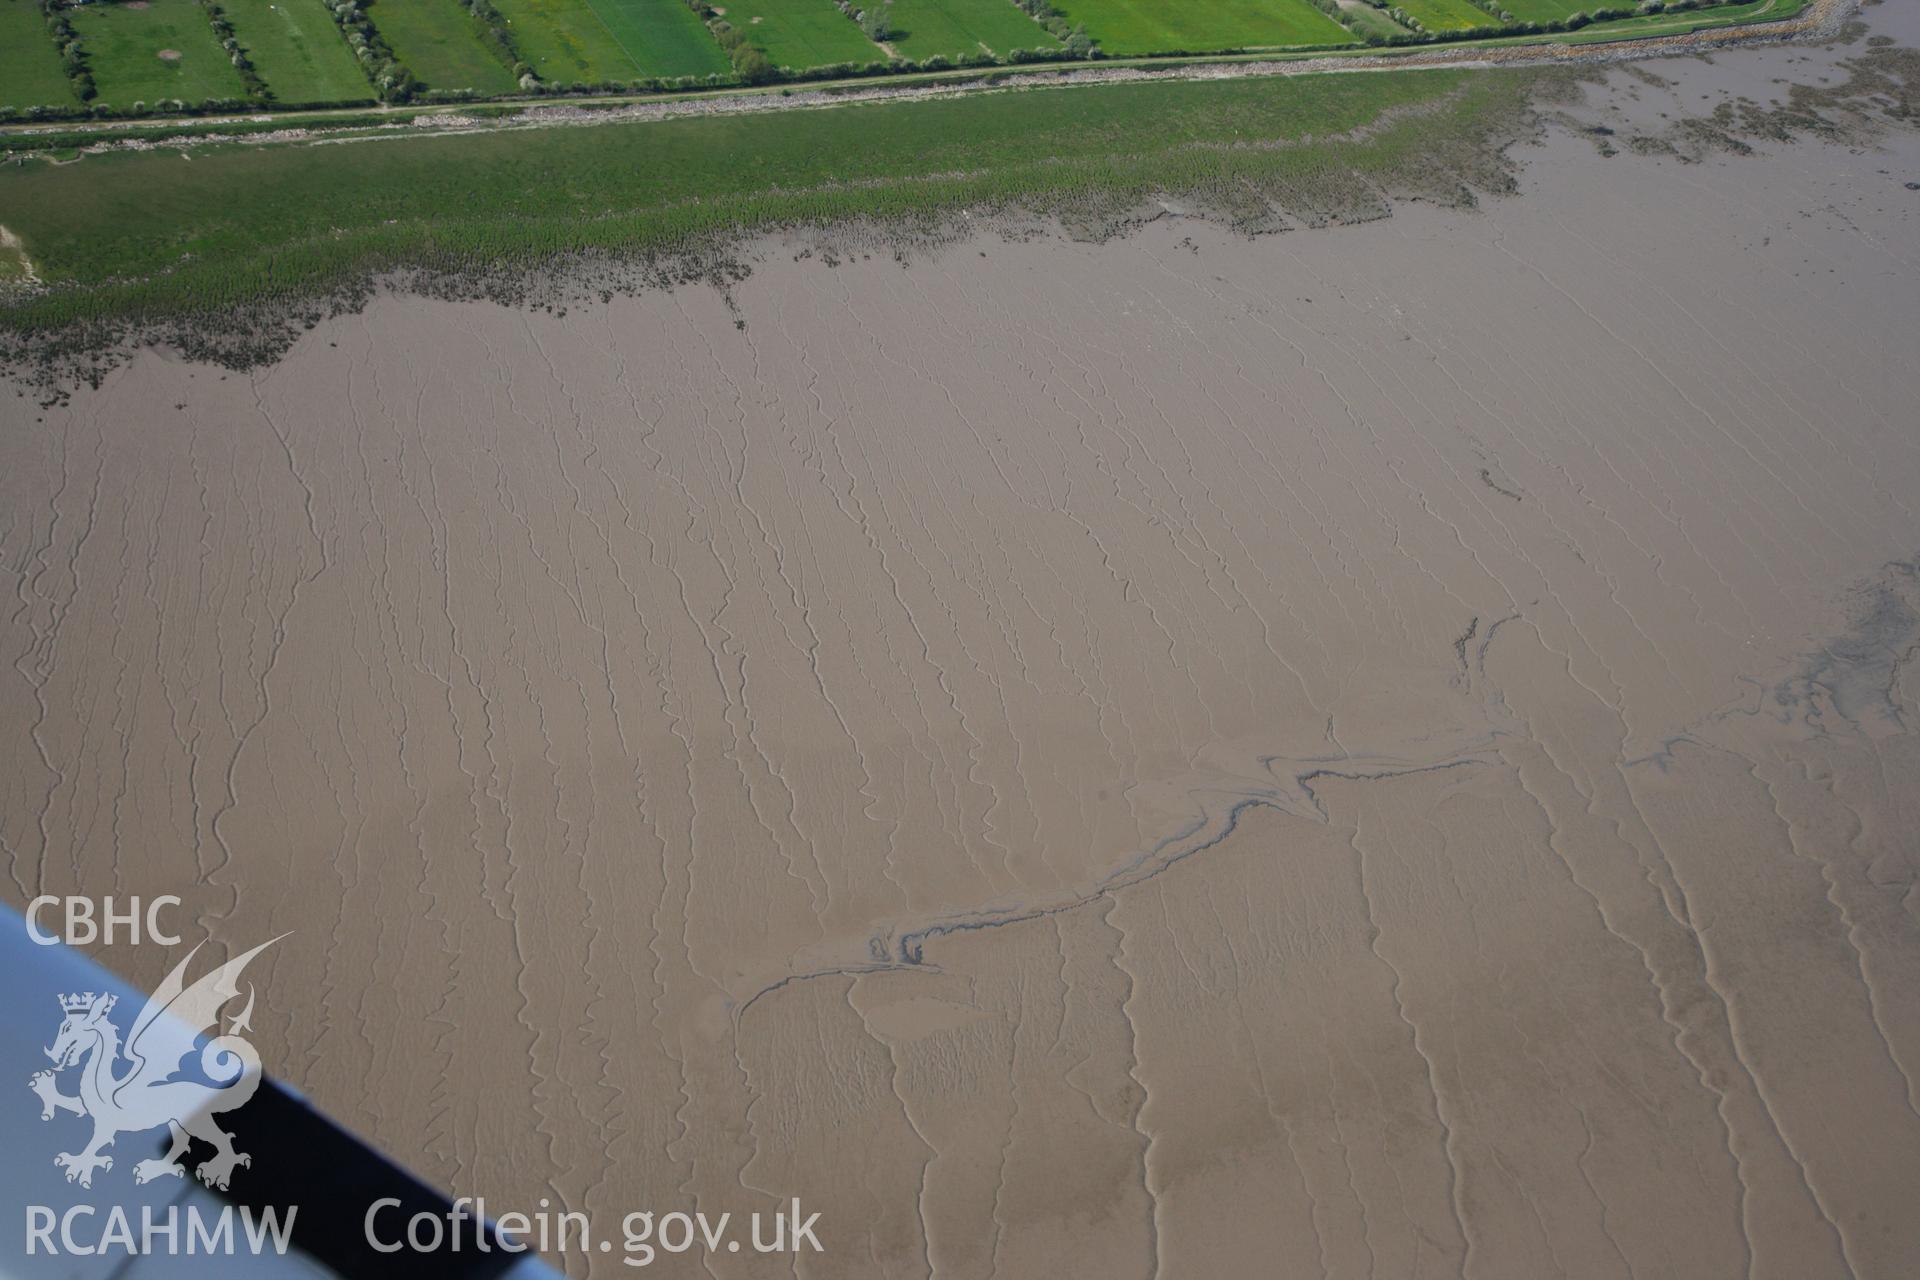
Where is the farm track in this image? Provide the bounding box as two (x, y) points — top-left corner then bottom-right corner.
(0, 0), (1848, 153)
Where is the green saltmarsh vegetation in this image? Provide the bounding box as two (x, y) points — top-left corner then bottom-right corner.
(2, 62), (1548, 372)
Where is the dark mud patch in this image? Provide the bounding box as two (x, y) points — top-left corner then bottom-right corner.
(1557, 36), (1920, 162)
(1772, 557), (1920, 734)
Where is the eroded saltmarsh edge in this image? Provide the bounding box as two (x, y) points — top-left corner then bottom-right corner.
(0, 16), (1910, 403)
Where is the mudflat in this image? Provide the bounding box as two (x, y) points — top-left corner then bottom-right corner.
(4, 7), (1918, 1277)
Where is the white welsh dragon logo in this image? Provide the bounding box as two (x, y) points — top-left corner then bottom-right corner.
(28, 937), (282, 1190)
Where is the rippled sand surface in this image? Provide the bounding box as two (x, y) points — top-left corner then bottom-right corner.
(5, 12), (1919, 1278)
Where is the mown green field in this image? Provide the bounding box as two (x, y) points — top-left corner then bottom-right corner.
(224, 0), (375, 103)
(496, 0), (732, 81)
(1394, 0), (1495, 31)
(885, 0), (1063, 60)
(0, 62), (1543, 339)
(0, 1), (74, 110)
(591, 0), (735, 76)
(364, 0), (518, 91)
(495, 0), (636, 79)
(1496, 0), (1590, 19)
(1049, 0), (1355, 55)
(69, 0), (249, 106)
(720, 0), (885, 69)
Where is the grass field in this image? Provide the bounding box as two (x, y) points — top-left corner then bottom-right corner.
(1394, 0), (1496, 30)
(363, 0), (518, 92)
(1049, 0), (1356, 55)
(495, 0), (638, 79)
(69, 0), (249, 106)
(0, 1), (75, 111)
(223, 0), (375, 103)
(592, 0), (736, 76)
(1497, 0), (1597, 19)
(719, 0), (886, 69)
(884, 0), (1063, 59)
(495, 0), (733, 81)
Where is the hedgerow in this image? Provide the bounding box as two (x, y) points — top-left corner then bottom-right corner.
(329, 0), (418, 101)
(39, 1), (95, 103)
(199, 2), (269, 101)
(453, 0), (537, 87)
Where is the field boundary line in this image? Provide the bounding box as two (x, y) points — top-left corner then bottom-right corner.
(0, 0), (1851, 147)
(583, 0), (651, 76)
